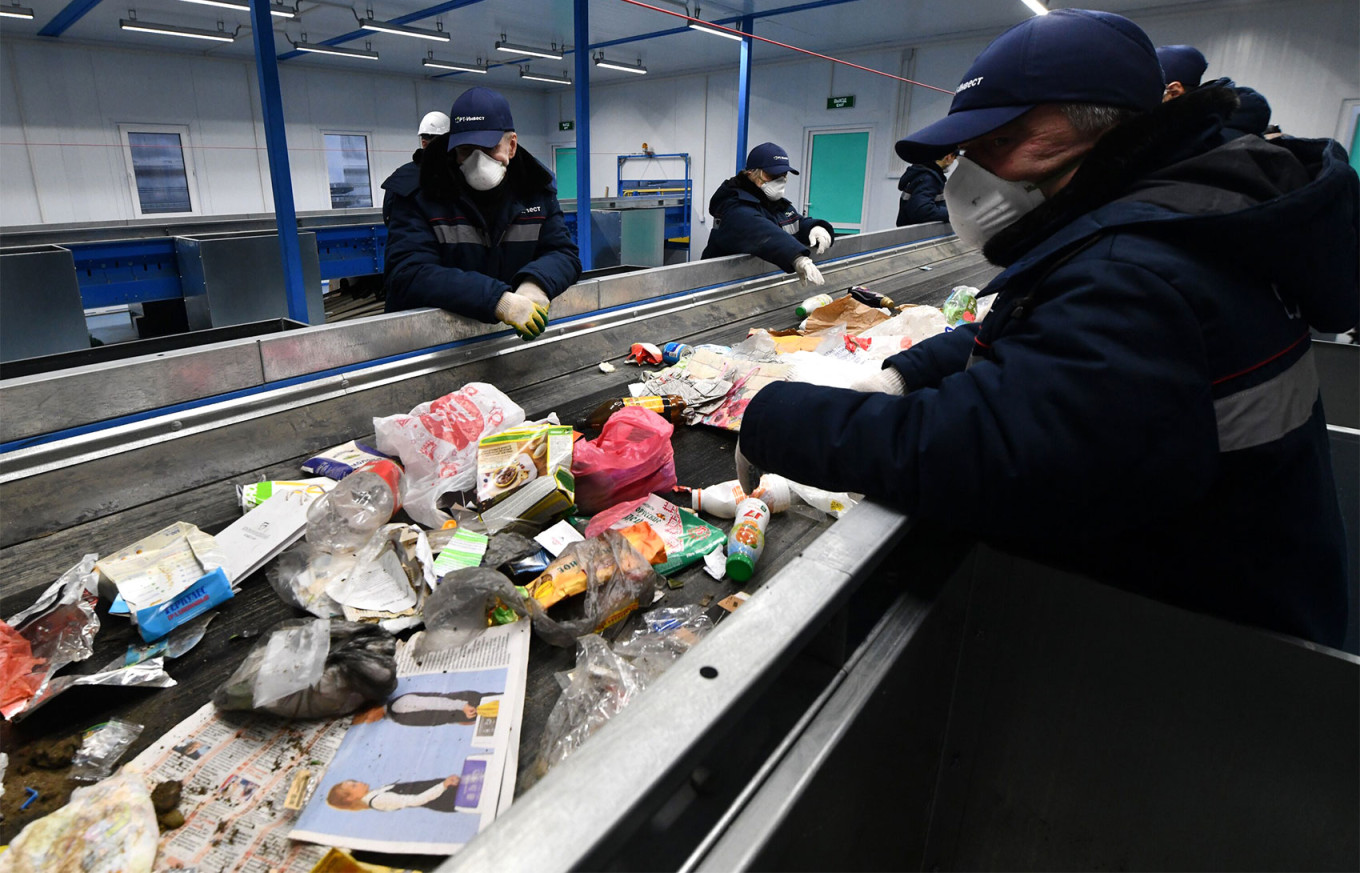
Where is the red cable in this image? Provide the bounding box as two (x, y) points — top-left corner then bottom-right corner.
(618, 0), (955, 95)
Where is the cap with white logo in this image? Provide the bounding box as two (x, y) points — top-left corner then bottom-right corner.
(744, 142), (800, 176)
(446, 87), (516, 150)
(895, 9), (1164, 164)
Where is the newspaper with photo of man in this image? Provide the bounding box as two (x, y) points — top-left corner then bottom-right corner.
(290, 620), (531, 855)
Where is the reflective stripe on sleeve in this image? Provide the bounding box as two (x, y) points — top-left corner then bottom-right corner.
(502, 223), (543, 243)
(1214, 348), (1318, 452)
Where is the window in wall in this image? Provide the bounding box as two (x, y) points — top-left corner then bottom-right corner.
(324, 133), (373, 209)
(119, 124), (198, 217)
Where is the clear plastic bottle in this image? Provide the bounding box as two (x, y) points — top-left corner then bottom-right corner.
(305, 459), (403, 553)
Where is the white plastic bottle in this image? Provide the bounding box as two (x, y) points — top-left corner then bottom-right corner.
(305, 459), (403, 553)
(689, 480), (748, 518)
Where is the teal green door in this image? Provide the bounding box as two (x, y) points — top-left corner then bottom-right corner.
(554, 146), (577, 200)
(804, 130), (869, 235)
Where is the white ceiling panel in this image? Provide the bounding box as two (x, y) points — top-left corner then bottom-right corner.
(2, 0), (1221, 87)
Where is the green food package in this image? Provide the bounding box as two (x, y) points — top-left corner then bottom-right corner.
(584, 493), (726, 575)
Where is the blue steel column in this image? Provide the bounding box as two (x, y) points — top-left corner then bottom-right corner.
(250, 0), (309, 322)
(735, 15), (753, 174)
(572, 0), (593, 271)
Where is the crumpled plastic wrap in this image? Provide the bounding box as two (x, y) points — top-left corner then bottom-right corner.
(0, 620), (44, 718)
(70, 718), (143, 782)
(213, 619), (397, 719)
(613, 604), (714, 684)
(3, 554), (101, 719)
(4, 773), (158, 873)
(727, 330), (781, 363)
(527, 634), (646, 789)
(20, 657), (176, 720)
(268, 542), (348, 617)
(527, 529), (664, 648)
(479, 532), (542, 570)
(415, 567), (529, 656)
(373, 383), (526, 529)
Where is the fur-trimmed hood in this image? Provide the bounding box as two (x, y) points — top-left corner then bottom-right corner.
(983, 85), (1359, 332)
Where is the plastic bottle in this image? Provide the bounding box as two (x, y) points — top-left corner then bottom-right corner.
(750, 474), (793, 513)
(305, 458), (403, 553)
(795, 293), (834, 319)
(584, 395), (688, 429)
(661, 342), (693, 365)
(725, 497), (771, 583)
(847, 286), (896, 309)
(688, 480), (747, 518)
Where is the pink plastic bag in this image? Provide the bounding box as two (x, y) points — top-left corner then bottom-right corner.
(571, 406), (677, 514)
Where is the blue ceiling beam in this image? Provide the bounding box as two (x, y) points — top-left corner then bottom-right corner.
(38, 0), (103, 37)
(278, 0), (486, 60)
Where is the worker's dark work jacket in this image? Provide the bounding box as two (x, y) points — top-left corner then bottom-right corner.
(896, 163), (948, 226)
(380, 146), (424, 226)
(701, 175), (834, 272)
(1201, 76), (1272, 138)
(742, 87), (1358, 647)
(383, 135), (581, 322)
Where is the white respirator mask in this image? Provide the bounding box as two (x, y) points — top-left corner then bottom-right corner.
(759, 176), (788, 201)
(460, 149), (508, 191)
(943, 156), (1047, 249)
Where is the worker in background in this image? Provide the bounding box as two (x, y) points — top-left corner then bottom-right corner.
(701, 142), (834, 286)
(735, 9), (1357, 647)
(896, 149), (958, 226)
(380, 111), (450, 226)
(383, 87), (581, 340)
(1157, 44), (1272, 138)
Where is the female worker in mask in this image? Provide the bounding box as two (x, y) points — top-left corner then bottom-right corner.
(701, 142), (835, 285)
(383, 87), (581, 340)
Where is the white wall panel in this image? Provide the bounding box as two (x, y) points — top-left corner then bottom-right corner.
(0, 47), (41, 225)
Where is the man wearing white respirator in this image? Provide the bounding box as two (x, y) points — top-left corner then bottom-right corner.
(384, 87), (581, 340)
(701, 142), (835, 286)
(736, 10), (1357, 647)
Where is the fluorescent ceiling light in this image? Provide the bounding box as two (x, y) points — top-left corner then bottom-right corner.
(1020, 0), (1049, 14)
(290, 38), (380, 59)
(120, 18), (237, 42)
(496, 34), (562, 60)
(0, 4), (35, 19)
(594, 54), (646, 75)
(423, 56), (487, 74)
(359, 16), (449, 41)
(688, 19), (742, 41)
(519, 68), (571, 85)
(172, 0), (296, 18)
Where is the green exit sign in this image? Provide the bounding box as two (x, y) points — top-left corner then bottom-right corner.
(826, 95), (855, 110)
(559, 121), (575, 131)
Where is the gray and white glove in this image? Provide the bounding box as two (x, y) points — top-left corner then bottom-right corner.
(793, 256), (824, 286)
(808, 226), (832, 255)
(848, 366), (907, 395)
(494, 291), (548, 341)
(515, 280), (550, 310)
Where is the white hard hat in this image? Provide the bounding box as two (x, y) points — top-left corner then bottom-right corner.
(419, 111), (451, 137)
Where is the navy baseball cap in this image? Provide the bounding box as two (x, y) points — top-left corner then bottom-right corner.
(895, 9), (1164, 163)
(745, 142), (799, 176)
(447, 87), (515, 150)
(1156, 45), (1208, 88)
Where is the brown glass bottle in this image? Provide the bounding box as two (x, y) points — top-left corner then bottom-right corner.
(584, 395), (688, 429)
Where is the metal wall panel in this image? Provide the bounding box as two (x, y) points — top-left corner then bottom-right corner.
(0, 245), (90, 362)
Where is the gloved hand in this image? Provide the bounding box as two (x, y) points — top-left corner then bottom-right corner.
(848, 365), (908, 395)
(494, 291), (549, 341)
(808, 226), (832, 255)
(735, 440), (764, 496)
(515, 280), (550, 310)
(793, 256), (824, 286)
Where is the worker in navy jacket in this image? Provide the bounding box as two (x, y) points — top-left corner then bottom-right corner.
(380, 110), (448, 226)
(702, 142), (835, 286)
(736, 10), (1357, 647)
(383, 87), (581, 340)
(1157, 44), (1272, 138)
(896, 150), (957, 226)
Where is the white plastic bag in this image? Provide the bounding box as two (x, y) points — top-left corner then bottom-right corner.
(373, 383), (525, 529)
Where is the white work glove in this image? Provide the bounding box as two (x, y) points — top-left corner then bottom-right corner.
(515, 280), (550, 310)
(808, 226), (832, 255)
(848, 366), (907, 395)
(735, 440), (764, 496)
(793, 256), (824, 286)
(494, 291), (549, 341)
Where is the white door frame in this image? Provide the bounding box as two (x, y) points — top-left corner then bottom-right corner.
(118, 122), (200, 218)
(801, 124), (874, 233)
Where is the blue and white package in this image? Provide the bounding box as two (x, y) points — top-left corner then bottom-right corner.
(134, 567), (234, 642)
(300, 440), (391, 480)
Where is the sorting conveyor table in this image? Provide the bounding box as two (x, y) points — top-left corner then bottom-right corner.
(2, 224), (1356, 871)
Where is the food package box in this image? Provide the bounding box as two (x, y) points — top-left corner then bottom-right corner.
(476, 424), (576, 533)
